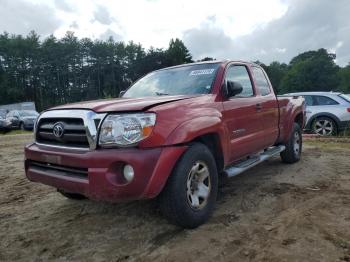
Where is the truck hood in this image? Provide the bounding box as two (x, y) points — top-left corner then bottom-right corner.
(49, 95), (195, 113)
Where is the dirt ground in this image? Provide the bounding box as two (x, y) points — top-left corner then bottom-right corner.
(0, 135), (349, 262)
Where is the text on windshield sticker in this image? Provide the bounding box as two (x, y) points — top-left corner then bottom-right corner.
(189, 69), (215, 76)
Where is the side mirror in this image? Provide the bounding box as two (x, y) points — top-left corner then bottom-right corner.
(225, 81), (243, 97)
(119, 90), (126, 98)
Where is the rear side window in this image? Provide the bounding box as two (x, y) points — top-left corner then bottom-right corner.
(339, 94), (350, 103)
(313, 96), (339, 106)
(304, 96), (313, 106)
(225, 65), (254, 97)
(252, 67), (271, 96)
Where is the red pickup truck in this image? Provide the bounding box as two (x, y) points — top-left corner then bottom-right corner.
(25, 60), (305, 228)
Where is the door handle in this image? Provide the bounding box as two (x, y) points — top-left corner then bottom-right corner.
(256, 103), (262, 111)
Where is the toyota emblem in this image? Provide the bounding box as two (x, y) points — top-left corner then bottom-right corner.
(53, 122), (65, 138)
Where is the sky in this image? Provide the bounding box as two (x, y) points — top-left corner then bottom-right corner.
(0, 0), (349, 66)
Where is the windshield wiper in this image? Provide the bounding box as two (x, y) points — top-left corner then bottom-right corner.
(155, 92), (169, 96)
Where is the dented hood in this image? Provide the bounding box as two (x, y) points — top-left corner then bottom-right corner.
(49, 95), (195, 113)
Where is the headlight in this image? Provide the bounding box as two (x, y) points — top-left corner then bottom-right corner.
(99, 113), (156, 147)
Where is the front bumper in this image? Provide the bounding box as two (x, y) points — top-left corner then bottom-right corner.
(25, 143), (187, 202)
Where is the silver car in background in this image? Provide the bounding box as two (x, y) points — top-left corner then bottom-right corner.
(285, 92), (350, 135)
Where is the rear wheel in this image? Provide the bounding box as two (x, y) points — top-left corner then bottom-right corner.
(159, 143), (218, 228)
(312, 117), (337, 136)
(281, 123), (302, 164)
(58, 189), (86, 200)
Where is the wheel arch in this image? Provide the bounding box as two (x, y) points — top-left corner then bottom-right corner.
(144, 132), (226, 199)
(191, 133), (225, 174)
(294, 112), (304, 128)
(305, 112), (340, 130)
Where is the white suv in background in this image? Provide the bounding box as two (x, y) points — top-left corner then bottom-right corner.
(285, 92), (350, 135)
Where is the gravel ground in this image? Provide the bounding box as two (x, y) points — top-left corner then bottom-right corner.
(0, 134), (349, 262)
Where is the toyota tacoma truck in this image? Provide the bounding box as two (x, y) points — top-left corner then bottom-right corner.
(25, 60), (305, 228)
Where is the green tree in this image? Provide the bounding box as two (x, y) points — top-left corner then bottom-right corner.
(167, 38), (193, 65)
(338, 64), (350, 93)
(265, 62), (288, 94)
(280, 49), (340, 93)
(198, 57), (215, 62)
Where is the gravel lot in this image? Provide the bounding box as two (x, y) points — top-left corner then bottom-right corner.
(0, 135), (349, 262)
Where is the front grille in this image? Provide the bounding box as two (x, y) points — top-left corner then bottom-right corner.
(36, 118), (89, 148)
(28, 160), (88, 180)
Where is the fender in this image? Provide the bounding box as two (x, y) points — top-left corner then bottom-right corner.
(165, 115), (229, 164)
(141, 116), (228, 197)
(141, 145), (188, 198)
(280, 107), (304, 143)
(166, 115), (227, 149)
(305, 112), (341, 130)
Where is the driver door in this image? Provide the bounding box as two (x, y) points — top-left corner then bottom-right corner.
(222, 64), (266, 163)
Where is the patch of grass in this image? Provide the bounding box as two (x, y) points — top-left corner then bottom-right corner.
(0, 130), (33, 136)
(304, 139), (350, 150)
(339, 128), (350, 137)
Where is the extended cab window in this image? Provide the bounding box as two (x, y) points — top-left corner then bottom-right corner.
(313, 96), (338, 106)
(225, 65), (254, 97)
(252, 67), (271, 96)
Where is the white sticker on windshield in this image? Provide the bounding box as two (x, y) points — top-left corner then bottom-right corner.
(189, 69), (215, 76)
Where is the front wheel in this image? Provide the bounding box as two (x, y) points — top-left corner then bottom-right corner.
(159, 143), (218, 228)
(280, 123), (302, 164)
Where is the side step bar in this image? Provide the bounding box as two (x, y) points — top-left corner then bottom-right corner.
(224, 145), (286, 178)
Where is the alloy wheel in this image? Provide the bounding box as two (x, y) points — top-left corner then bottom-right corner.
(186, 161), (211, 210)
(314, 119), (334, 136)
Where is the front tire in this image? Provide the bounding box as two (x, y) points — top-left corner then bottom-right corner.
(159, 143), (218, 228)
(281, 123), (302, 164)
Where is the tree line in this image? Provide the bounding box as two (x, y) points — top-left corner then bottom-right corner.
(0, 31), (349, 111)
(0, 31), (192, 111)
(257, 48), (350, 95)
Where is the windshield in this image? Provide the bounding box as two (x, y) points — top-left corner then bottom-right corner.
(123, 63), (220, 98)
(339, 94), (350, 103)
(19, 110), (38, 117)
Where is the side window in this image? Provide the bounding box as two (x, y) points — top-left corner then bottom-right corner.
(252, 67), (271, 96)
(313, 96), (338, 106)
(225, 65), (254, 97)
(304, 96), (313, 106)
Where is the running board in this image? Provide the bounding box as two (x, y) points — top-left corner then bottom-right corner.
(224, 145), (286, 178)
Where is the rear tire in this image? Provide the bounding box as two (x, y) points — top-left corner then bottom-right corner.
(311, 116), (337, 136)
(281, 123), (302, 164)
(159, 143), (218, 228)
(58, 189), (86, 200)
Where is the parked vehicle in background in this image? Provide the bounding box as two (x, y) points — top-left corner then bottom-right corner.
(0, 114), (11, 132)
(25, 61), (305, 228)
(285, 92), (350, 135)
(6, 110), (39, 130)
(0, 101), (36, 111)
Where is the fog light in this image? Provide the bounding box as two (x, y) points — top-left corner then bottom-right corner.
(123, 165), (134, 182)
